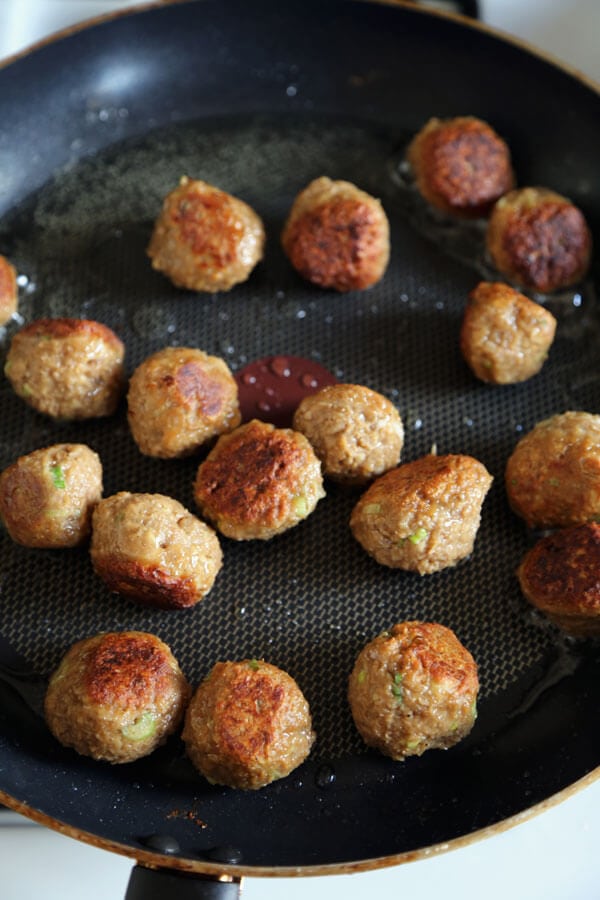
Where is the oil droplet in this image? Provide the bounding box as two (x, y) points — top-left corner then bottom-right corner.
(270, 356), (291, 378)
(315, 764), (336, 788)
(300, 373), (318, 389)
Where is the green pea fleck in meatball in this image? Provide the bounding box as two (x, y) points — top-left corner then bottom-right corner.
(0, 443), (102, 548)
(44, 631), (191, 764)
(348, 621), (479, 760)
(350, 453), (492, 573)
(193, 419), (325, 540)
(505, 411), (600, 529)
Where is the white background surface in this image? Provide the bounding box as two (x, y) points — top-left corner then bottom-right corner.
(1, 2), (599, 898)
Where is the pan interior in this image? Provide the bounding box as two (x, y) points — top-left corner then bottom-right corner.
(1, 110), (599, 867)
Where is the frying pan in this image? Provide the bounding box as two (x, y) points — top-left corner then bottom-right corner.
(1, 0), (599, 893)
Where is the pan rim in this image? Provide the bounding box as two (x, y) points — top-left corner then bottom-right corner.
(1, 0), (599, 98)
(2, 765), (599, 877)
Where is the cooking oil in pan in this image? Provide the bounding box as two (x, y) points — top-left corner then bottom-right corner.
(0, 113), (597, 763)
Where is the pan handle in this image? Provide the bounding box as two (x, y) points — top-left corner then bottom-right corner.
(125, 864), (242, 900)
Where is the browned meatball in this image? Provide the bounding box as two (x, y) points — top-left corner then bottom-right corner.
(281, 176), (390, 291)
(182, 659), (315, 789)
(406, 116), (515, 218)
(90, 492), (222, 610)
(0, 443), (102, 548)
(193, 419), (325, 540)
(147, 176), (265, 292)
(505, 411), (600, 529)
(460, 281), (557, 384)
(486, 187), (592, 293)
(350, 453), (493, 573)
(0, 254), (17, 326)
(44, 631), (191, 764)
(517, 523), (600, 637)
(348, 622), (479, 760)
(4, 318), (125, 419)
(293, 383), (404, 485)
(127, 346), (241, 459)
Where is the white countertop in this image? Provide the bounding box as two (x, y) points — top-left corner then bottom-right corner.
(1, 2), (599, 899)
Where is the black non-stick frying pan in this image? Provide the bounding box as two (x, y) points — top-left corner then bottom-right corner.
(1, 0), (599, 893)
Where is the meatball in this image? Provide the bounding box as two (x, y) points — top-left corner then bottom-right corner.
(90, 492), (222, 610)
(193, 419), (325, 540)
(147, 176), (265, 292)
(127, 346), (241, 459)
(0, 443), (102, 548)
(44, 631), (190, 764)
(281, 176), (390, 291)
(460, 281), (557, 384)
(293, 383), (404, 485)
(517, 523), (600, 637)
(406, 116), (515, 218)
(486, 187), (592, 293)
(182, 659), (315, 789)
(4, 318), (125, 419)
(348, 621), (479, 760)
(505, 411), (600, 529)
(0, 254), (17, 326)
(350, 453), (493, 573)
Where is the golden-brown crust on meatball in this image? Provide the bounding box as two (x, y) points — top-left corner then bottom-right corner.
(44, 631), (191, 763)
(0, 254), (17, 326)
(90, 492), (222, 609)
(486, 187), (592, 293)
(350, 453), (493, 573)
(0, 443), (102, 548)
(293, 383), (404, 485)
(505, 411), (600, 529)
(348, 621), (479, 760)
(460, 281), (557, 384)
(281, 176), (390, 291)
(147, 177), (265, 292)
(182, 659), (315, 789)
(127, 347), (241, 458)
(406, 116), (515, 218)
(4, 317), (125, 419)
(193, 419), (325, 540)
(517, 523), (600, 637)
(350, 454), (492, 575)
